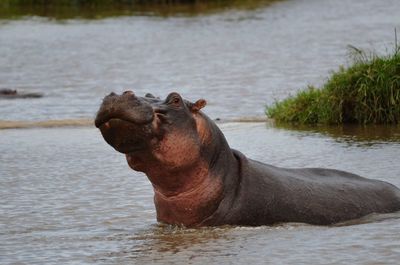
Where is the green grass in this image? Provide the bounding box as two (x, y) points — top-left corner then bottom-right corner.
(267, 46), (400, 125)
(0, 0), (280, 19)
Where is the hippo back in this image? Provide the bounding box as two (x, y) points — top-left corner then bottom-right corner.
(205, 150), (400, 226)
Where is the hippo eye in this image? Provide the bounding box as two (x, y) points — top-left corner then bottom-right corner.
(166, 92), (183, 108)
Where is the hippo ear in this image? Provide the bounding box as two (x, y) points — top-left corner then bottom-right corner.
(190, 99), (207, 112)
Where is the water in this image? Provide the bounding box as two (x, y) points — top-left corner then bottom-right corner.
(1, 0), (400, 264)
(1, 0), (400, 121)
(1, 124), (400, 264)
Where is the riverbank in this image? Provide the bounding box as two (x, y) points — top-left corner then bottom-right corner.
(0, 118), (93, 129)
(266, 46), (400, 125)
(0, 0), (279, 18)
(0, 117), (271, 130)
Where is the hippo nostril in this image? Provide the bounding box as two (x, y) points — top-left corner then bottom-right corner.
(154, 107), (167, 114)
(123, 90), (134, 96)
(109, 92), (117, 96)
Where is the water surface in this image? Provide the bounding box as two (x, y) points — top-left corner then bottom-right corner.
(1, 0), (400, 121)
(1, 0), (400, 264)
(1, 123), (400, 264)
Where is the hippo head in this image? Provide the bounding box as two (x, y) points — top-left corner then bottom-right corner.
(95, 91), (208, 177)
(95, 91), (237, 226)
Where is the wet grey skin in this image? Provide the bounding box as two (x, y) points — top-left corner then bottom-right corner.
(95, 91), (400, 227)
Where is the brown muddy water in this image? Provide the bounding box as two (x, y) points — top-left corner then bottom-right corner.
(1, 123), (400, 264)
(1, 0), (400, 264)
(1, 0), (400, 121)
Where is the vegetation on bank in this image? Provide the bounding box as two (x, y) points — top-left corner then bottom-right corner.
(0, 0), (279, 18)
(267, 46), (400, 125)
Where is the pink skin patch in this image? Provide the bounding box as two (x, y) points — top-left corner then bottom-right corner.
(125, 109), (223, 226)
(153, 130), (201, 170)
(154, 165), (223, 227)
(193, 112), (212, 144)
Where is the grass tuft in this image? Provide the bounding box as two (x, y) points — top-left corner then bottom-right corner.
(266, 44), (400, 125)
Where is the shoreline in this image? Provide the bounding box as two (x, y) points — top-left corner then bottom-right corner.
(0, 117), (270, 130)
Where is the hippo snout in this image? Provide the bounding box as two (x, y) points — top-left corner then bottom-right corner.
(95, 91), (154, 128)
(94, 91), (157, 154)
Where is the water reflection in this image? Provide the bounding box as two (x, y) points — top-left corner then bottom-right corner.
(2, 124), (400, 264)
(100, 223), (317, 263)
(333, 212), (400, 227)
(147, 225), (228, 253)
(271, 123), (400, 146)
(99, 224), (231, 262)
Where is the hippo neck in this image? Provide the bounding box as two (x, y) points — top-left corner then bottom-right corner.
(148, 114), (238, 196)
(149, 161), (212, 197)
(195, 117), (244, 226)
(152, 116), (240, 227)
(204, 117), (240, 186)
(153, 167), (224, 227)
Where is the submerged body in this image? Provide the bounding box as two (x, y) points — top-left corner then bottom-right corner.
(203, 150), (400, 226)
(95, 91), (400, 227)
(0, 89), (43, 99)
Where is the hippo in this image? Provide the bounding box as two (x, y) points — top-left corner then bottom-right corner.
(0, 89), (43, 99)
(95, 91), (400, 227)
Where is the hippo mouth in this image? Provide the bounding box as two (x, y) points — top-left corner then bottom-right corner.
(95, 91), (158, 154)
(97, 118), (152, 154)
